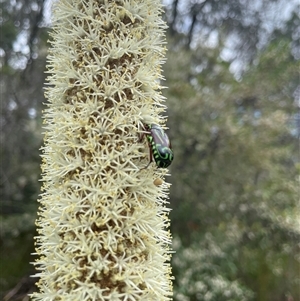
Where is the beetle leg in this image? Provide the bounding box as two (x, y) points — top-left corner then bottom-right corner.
(138, 130), (151, 142)
(138, 123), (151, 142)
(138, 123), (154, 170)
(138, 132), (144, 142)
(140, 143), (153, 170)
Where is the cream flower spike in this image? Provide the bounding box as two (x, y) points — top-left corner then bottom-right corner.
(30, 0), (173, 300)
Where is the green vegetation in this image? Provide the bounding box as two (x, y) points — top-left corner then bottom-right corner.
(165, 39), (299, 301)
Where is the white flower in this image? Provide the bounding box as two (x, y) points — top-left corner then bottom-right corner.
(31, 0), (173, 300)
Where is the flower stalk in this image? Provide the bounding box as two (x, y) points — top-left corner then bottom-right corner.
(31, 0), (173, 300)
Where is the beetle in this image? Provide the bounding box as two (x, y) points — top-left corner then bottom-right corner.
(139, 123), (174, 169)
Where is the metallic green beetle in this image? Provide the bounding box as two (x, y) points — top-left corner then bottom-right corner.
(140, 123), (174, 169)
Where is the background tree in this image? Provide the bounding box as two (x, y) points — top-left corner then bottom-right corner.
(164, 0), (299, 72)
(165, 38), (299, 301)
(1, 0), (48, 214)
(0, 0), (48, 296)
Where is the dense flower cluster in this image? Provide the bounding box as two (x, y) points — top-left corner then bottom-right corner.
(31, 0), (173, 300)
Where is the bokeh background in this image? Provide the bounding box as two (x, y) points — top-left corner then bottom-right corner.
(1, 0), (299, 300)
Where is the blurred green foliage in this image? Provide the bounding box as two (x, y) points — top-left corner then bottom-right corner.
(0, 214), (36, 290)
(165, 39), (299, 301)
